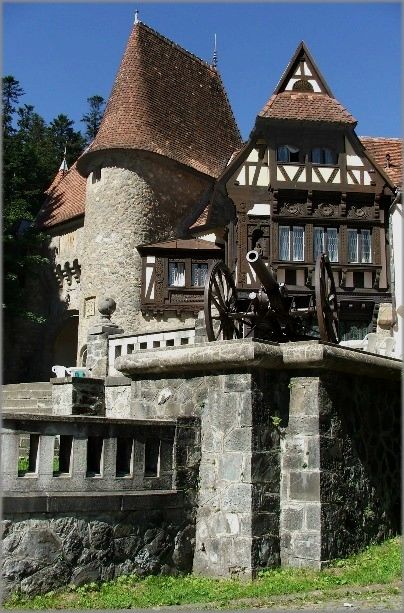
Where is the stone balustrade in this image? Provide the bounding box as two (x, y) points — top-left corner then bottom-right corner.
(107, 327), (195, 375)
(2, 413), (177, 496)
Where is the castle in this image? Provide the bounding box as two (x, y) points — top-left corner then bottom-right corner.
(2, 17), (401, 598)
(5, 16), (402, 382)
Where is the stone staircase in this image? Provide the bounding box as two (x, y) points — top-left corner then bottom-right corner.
(2, 382), (52, 415)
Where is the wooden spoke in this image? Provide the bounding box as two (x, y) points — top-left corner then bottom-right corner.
(204, 261), (242, 341)
(314, 253), (339, 343)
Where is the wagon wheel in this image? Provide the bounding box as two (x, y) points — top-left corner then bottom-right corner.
(204, 261), (243, 341)
(315, 253), (339, 343)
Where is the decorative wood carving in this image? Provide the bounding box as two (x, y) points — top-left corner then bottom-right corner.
(280, 202), (303, 216)
(340, 193), (347, 216)
(374, 195), (380, 220)
(307, 191), (313, 216)
(318, 202), (335, 217)
(154, 258), (165, 304)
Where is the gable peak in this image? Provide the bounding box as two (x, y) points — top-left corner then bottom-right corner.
(274, 41), (334, 97)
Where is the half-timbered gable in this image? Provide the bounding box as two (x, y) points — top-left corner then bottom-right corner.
(212, 42), (396, 341)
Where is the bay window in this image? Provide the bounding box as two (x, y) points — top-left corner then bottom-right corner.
(348, 229), (372, 263)
(313, 227), (338, 262)
(279, 226), (304, 261)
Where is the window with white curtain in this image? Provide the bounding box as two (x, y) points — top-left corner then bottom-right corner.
(279, 226), (304, 261)
(313, 227), (338, 262)
(347, 229), (372, 263)
(168, 262), (185, 286)
(191, 263), (208, 287)
(277, 145), (300, 163)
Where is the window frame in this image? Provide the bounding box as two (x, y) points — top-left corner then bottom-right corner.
(276, 145), (300, 164)
(310, 147), (338, 165)
(279, 225), (305, 262)
(313, 226), (339, 263)
(347, 228), (372, 264)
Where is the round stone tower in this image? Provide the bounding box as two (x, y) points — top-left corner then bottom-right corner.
(76, 20), (241, 352)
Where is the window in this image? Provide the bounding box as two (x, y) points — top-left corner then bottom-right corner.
(311, 148), (337, 165)
(279, 226), (304, 261)
(54, 435), (73, 475)
(168, 262), (185, 287)
(277, 145), (300, 163)
(116, 437), (133, 477)
(86, 437), (103, 477)
(348, 229), (372, 263)
(144, 440), (161, 477)
(191, 263), (208, 287)
(313, 227), (338, 262)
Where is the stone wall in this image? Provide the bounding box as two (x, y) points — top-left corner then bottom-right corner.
(2, 416), (200, 598)
(2, 498), (188, 599)
(78, 149), (212, 354)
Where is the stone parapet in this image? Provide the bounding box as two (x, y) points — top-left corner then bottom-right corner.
(115, 338), (402, 380)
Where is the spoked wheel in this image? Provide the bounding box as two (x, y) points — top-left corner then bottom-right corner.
(315, 253), (339, 343)
(204, 261), (243, 341)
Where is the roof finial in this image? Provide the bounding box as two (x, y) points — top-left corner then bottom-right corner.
(212, 33), (218, 68)
(59, 144), (68, 173)
(134, 9), (140, 25)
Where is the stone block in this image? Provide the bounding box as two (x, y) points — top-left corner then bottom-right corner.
(290, 532), (321, 561)
(222, 483), (252, 513)
(280, 506), (304, 531)
(218, 453), (244, 482)
(224, 428), (251, 452)
(305, 504), (321, 530)
(289, 472), (320, 502)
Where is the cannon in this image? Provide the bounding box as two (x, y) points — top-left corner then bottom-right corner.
(203, 250), (339, 344)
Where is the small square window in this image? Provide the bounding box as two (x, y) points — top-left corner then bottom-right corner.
(191, 263), (208, 287)
(168, 262), (185, 287)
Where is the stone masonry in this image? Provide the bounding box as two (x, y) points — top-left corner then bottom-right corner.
(78, 149), (212, 354)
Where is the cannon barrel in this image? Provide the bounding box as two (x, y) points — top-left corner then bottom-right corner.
(246, 250), (279, 294)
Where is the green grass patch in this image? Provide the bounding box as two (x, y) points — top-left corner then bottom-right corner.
(5, 536), (401, 609)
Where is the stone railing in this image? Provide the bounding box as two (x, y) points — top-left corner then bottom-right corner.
(108, 328), (195, 376)
(2, 413), (177, 496)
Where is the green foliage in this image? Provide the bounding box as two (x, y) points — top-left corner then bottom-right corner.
(81, 95), (105, 144)
(4, 537), (401, 609)
(2, 75), (90, 323)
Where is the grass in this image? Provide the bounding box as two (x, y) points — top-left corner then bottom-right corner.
(5, 536), (401, 609)
(18, 456), (59, 476)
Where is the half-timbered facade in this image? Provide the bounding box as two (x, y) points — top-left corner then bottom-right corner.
(187, 42), (396, 341)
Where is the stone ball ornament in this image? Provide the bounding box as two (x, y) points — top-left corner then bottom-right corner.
(98, 297), (117, 321)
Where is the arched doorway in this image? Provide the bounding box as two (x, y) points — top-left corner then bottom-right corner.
(53, 314), (79, 367)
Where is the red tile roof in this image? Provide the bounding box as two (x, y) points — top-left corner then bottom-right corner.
(36, 162), (86, 229)
(138, 238), (221, 251)
(79, 22), (241, 179)
(259, 92), (356, 125)
(360, 136), (402, 187)
(189, 204), (210, 230)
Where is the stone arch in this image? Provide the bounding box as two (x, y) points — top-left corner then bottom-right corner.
(52, 311), (79, 368)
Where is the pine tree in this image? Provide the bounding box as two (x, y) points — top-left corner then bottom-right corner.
(81, 95), (105, 144)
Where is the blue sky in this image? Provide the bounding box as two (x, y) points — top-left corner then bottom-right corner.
(3, 2), (401, 142)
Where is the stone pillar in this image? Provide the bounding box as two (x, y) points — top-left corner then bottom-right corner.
(194, 310), (208, 344)
(86, 297), (123, 378)
(280, 376), (322, 569)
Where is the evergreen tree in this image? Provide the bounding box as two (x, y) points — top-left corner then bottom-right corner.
(48, 113), (86, 167)
(81, 95), (105, 143)
(2, 75), (24, 135)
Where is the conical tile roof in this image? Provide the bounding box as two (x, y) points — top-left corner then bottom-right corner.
(78, 22), (241, 178)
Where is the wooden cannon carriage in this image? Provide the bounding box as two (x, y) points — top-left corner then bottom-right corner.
(203, 251), (339, 344)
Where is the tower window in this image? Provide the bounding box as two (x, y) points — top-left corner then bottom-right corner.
(277, 145), (300, 163)
(168, 262), (185, 287)
(191, 263), (208, 287)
